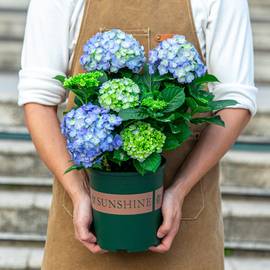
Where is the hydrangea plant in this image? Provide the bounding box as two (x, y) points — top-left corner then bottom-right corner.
(99, 78), (140, 112)
(55, 31), (238, 175)
(121, 121), (166, 162)
(79, 29), (146, 73)
(148, 35), (207, 83)
(60, 103), (122, 169)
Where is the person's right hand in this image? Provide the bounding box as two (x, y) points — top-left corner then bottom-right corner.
(73, 192), (108, 254)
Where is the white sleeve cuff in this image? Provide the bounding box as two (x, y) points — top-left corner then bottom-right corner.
(212, 84), (258, 116)
(18, 69), (68, 106)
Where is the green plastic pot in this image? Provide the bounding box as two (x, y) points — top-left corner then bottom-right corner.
(88, 157), (167, 253)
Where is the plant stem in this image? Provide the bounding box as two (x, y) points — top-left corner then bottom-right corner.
(103, 156), (111, 171)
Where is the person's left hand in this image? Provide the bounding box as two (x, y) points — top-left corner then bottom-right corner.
(149, 186), (184, 253)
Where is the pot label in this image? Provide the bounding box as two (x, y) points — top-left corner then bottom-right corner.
(90, 188), (163, 215)
(155, 186), (163, 211)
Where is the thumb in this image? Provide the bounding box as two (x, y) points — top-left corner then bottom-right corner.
(157, 209), (174, 238)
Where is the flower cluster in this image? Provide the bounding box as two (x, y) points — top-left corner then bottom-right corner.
(141, 97), (169, 112)
(149, 35), (207, 83)
(61, 102), (123, 168)
(63, 72), (102, 89)
(98, 78), (140, 112)
(79, 29), (146, 73)
(120, 121), (166, 162)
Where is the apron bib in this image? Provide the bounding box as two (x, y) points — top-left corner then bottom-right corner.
(42, 0), (224, 269)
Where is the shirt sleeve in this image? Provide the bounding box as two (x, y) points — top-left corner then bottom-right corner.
(18, 0), (73, 106)
(205, 0), (258, 116)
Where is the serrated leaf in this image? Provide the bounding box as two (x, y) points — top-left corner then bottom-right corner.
(194, 74), (220, 85)
(164, 81), (174, 88)
(163, 133), (180, 150)
(63, 164), (84, 175)
(53, 75), (66, 84)
(169, 122), (182, 134)
(168, 112), (191, 122)
(74, 96), (83, 107)
(118, 107), (149, 121)
(147, 108), (164, 117)
(197, 90), (215, 101)
(106, 155), (122, 166)
(191, 115), (225, 127)
(154, 73), (175, 82)
(186, 97), (211, 115)
(140, 92), (154, 102)
(131, 74), (142, 84)
(133, 159), (148, 176)
(161, 86), (185, 113)
(174, 129), (192, 145)
(140, 63), (161, 92)
(123, 120), (137, 128)
(208, 100), (239, 111)
(113, 148), (130, 161)
(139, 152), (162, 173)
(119, 67), (133, 78)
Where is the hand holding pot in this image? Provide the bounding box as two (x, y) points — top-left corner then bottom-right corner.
(73, 192), (108, 254)
(149, 187), (184, 253)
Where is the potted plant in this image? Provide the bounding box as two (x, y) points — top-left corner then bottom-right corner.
(54, 29), (237, 252)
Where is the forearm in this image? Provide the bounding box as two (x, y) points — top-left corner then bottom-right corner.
(24, 103), (89, 203)
(171, 108), (251, 197)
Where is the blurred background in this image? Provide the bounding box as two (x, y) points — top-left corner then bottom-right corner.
(0, 0), (270, 269)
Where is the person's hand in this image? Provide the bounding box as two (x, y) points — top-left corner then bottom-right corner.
(73, 191), (108, 254)
(149, 186), (184, 253)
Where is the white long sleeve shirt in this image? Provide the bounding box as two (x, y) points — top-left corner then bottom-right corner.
(18, 0), (258, 116)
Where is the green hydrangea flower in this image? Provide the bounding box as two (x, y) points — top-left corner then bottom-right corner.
(98, 78), (140, 112)
(121, 121), (166, 162)
(63, 72), (102, 89)
(141, 97), (169, 112)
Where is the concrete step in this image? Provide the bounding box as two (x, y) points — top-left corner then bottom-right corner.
(0, 190), (51, 235)
(0, 246), (43, 270)
(225, 256), (270, 270)
(1, 185), (270, 244)
(220, 150), (270, 189)
(249, 0), (270, 22)
(0, 139), (52, 177)
(1, 247), (270, 270)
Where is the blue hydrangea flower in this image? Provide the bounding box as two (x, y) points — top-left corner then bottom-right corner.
(79, 29), (146, 73)
(60, 102), (123, 168)
(149, 35), (207, 83)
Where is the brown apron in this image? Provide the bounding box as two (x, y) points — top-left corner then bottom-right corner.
(42, 0), (224, 269)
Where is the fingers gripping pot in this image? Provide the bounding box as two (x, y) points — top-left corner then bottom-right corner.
(88, 158), (167, 252)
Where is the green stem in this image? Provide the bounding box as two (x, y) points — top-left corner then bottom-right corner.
(103, 156), (111, 171)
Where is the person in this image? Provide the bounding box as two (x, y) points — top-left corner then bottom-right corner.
(18, 0), (257, 269)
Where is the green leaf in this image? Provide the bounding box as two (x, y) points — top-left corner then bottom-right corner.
(74, 96), (83, 107)
(160, 86), (185, 113)
(113, 148), (130, 161)
(140, 152), (162, 173)
(53, 75), (66, 84)
(138, 83), (148, 94)
(118, 107), (149, 121)
(163, 133), (180, 150)
(208, 100), (239, 111)
(191, 115), (225, 127)
(123, 119), (137, 128)
(156, 116), (171, 122)
(173, 122), (192, 144)
(140, 63), (161, 92)
(169, 122), (183, 134)
(119, 67), (133, 79)
(197, 90), (215, 101)
(154, 73), (175, 82)
(186, 98), (211, 115)
(133, 159), (148, 176)
(164, 81), (174, 88)
(63, 164), (84, 175)
(194, 74), (220, 85)
(168, 112), (191, 122)
(106, 154), (122, 166)
(147, 108), (164, 117)
(131, 74), (142, 84)
(140, 92), (154, 102)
